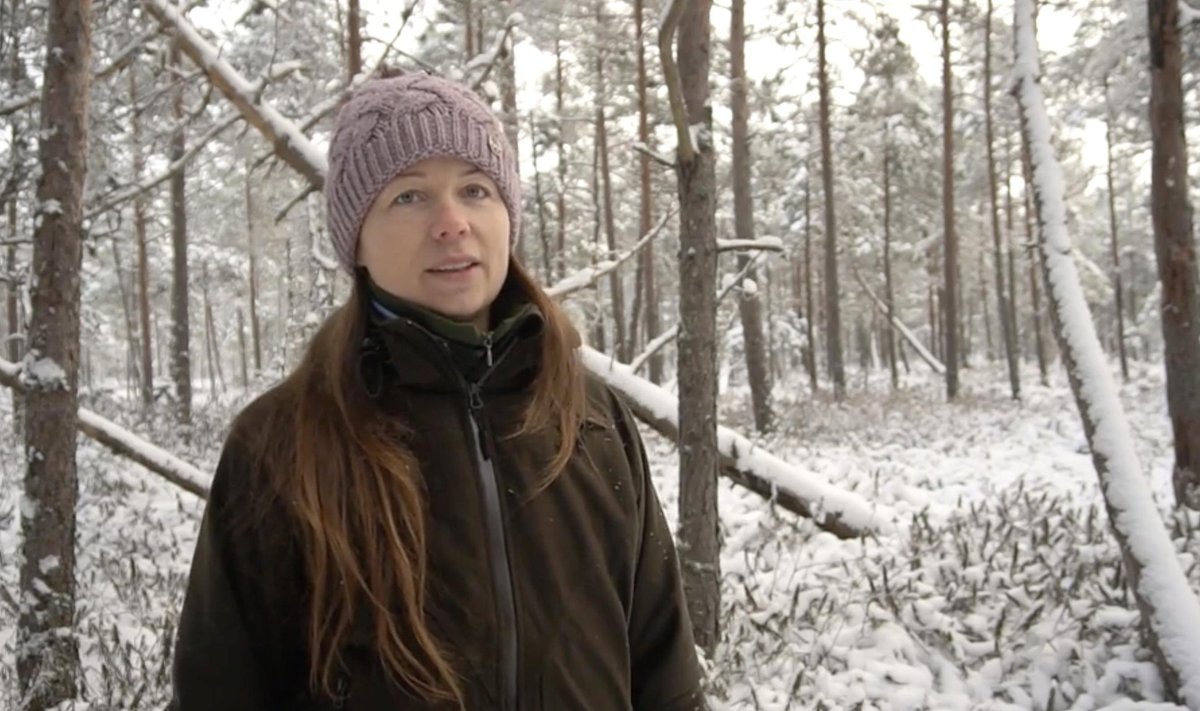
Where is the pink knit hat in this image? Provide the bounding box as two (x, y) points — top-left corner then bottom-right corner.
(325, 73), (521, 273)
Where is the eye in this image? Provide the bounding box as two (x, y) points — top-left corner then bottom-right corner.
(393, 190), (420, 205)
(463, 183), (491, 199)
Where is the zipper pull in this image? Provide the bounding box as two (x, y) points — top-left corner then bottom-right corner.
(469, 382), (484, 412)
(483, 332), (494, 368)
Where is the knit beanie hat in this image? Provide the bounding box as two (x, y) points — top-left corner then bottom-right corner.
(325, 73), (521, 273)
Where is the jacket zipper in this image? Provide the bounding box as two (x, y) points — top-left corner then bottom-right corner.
(466, 334), (519, 711)
(373, 318), (521, 710)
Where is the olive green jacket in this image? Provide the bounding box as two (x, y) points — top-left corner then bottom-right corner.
(169, 284), (704, 710)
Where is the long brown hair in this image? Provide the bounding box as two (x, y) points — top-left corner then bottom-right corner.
(260, 259), (583, 704)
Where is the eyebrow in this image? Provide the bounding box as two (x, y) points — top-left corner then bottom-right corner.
(395, 167), (485, 179)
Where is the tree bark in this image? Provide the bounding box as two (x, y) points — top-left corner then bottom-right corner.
(817, 0), (845, 399)
(168, 39), (192, 427)
(730, 0), (773, 432)
(1103, 77), (1130, 383)
(129, 69), (155, 408)
(17, 0), (92, 705)
(245, 162), (262, 373)
(635, 0), (662, 384)
(883, 132), (899, 390)
(499, 0), (523, 266)
(666, 0), (720, 656)
(593, 7), (626, 361)
(1148, 0), (1200, 509)
(236, 307), (248, 389)
(554, 33), (567, 282)
(986, 0), (1019, 399)
(530, 114), (553, 282)
(346, 0), (362, 81)
(1021, 133), (1050, 386)
(1014, 2), (1200, 697)
(803, 166), (817, 392)
(940, 0), (960, 400)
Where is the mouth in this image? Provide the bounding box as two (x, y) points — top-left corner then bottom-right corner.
(427, 259), (480, 274)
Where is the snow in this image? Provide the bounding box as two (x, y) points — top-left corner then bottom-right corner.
(39, 199), (62, 215)
(1014, 0), (1200, 705)
(21, 355), (66, 388)
(1180, 1), (1200, 27)
(741, 278), (758, 295)
(581, 346), (891, 535)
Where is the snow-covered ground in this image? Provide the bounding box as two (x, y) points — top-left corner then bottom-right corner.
(0, 360), (1196, 709)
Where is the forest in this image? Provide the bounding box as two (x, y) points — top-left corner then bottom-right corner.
(1, 0), (1199, 708)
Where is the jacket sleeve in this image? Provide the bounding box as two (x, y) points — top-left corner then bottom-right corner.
(610, 393), (707, 711)
(169, 433), (302, 710)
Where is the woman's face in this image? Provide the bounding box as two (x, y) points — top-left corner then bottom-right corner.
(358, 156), (510, 331)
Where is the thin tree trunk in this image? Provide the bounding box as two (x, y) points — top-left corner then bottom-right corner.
(245, 162), (262, 373)
(594, 8), (625, 361)
(1022, 133), (1049, 386)
(1103, 77), (1130, 382)
(529, 114), (553, 282)
(1148, 0), (1200, 509)
(803, 169), (818, 392)
(589, 119), (606, 352)
(817, 0), (845, 399)
(1005, 128), (1020, 373)
(635, 0), (662, 384)
(464, 0), (474, 58)
(109, 239), (139, 401)
(941, 0), (960, 399)
(554, 33), (567, 282)
(730, 0), (773, 432)
(168, 39), (192, 426)
(986, 0), (1019, 398)
(5, 204), (20, 427)
(201, 263), (225, 395)
(668, 0), (720, 655)
(17, 0), (92, 704)
(236, 307), (248, 389)
(346, 0), (362, 81)
(129, 69), (154, 407)
(883, 134), (898, 390)
(979, 250), (992, 360)
(499, 0), (523, 266)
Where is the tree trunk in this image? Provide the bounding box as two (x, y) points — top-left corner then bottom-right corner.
(346, 0), (362, 81)
(201, 263), (225, 395)
(803, 166), (817, 392)
(245, 162), (262, 373)
(1013, 2), (1200, 698)
(1148, 0), (1200, 509)
(109, 239), (140, 401)
(1103, 77), (1130, 383)
(236, 307), (248, 389)
(589, 122), (606, 352)
(986, 0), (1019, 399)
(1004, 128), (1021, 373)
(883, 134), (899, 390)
(464, 0), (474, 58)
(634, 0), (662, 384)
(168, 39), (192, 427)
(979, 249), (991, 361)
(554, 33), (568, 282)
(817, 0), (845, 399)
(594, 8), (625, 361)
(1021, 133), (1050, 386)
(499, 0), (523, 266)
(730, 0), (773, 432)
(941, 0), (960, 400)
(5, 204), (20, 427)
(17, 0), (92, 705)
(529, 114), (553, 282)
(669, 0), (720, 656)
(127, 69), (155, 407)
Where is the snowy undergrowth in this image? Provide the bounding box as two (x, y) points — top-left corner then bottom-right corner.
(645, 361), (1198, 711)
(0, 362), (1197, 709)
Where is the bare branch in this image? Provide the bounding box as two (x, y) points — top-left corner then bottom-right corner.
(657, 0), (694, 163)
(852, 265), (946, 375)
(546, 210), (674, 299)
(632, 142), (674, 168)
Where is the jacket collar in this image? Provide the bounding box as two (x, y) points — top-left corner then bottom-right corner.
(355, 268), (545, 396)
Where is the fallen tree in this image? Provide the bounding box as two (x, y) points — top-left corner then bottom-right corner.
(583, 347), (889, 539)
(1013, 0), (1200, 704)
(0, 357), (210, 499)
(132, 0), (888, 537)
(852, 265), (946, 375)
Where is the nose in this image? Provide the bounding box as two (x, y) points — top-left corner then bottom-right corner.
(431, 198), (469, 241)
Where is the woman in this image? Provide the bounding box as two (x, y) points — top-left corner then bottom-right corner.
(170, 72), (704, 710)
